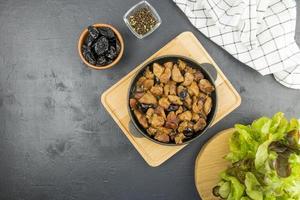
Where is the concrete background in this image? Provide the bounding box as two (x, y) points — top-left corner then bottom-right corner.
(0, 0), (299, 199)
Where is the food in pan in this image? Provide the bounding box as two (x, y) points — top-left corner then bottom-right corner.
(129, 59), (215, 144)
(212, 112), (300, 200)
(81, 25), (121, 66)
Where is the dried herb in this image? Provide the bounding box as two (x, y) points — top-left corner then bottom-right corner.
(129, 7), (157, 36)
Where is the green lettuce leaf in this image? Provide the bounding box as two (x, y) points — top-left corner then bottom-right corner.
(221, 172), (245, 200)
(245, 172), (263, 200)
(213, 113), (300, 200)
(255, 138), (273, 169)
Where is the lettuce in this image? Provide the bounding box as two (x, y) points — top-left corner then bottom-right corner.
(221, 172), (245, 200)
(245, 172), (263, 200)
(213, 112), (300, 200)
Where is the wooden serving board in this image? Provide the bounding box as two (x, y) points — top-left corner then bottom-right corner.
(101, 32), (241, 167)
(195, 128), (234, 200)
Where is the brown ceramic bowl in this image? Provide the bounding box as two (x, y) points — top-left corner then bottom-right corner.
(78, 23), (124, 70)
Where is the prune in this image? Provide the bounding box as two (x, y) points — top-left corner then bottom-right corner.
(154, 76), (160, 84)
(88, 26), (100, 39)
(167, 104), (179, 112)
(96, 56), (107, 66)
(83, 51), (96, 65)
(94, 36), (109, 55)
(98, 27), (115, 38)
(81, 45), (89, 55)
(116, 40), (121, 54)
(85, 34), (95, 47)
(183, 127), (194, 138)
(109, 37), (116, 45)
(106, 58), (113, 65)
(179, 90), (188, 100)
(82, 25), (121, 66)
(106, 46), (117, 59)
(138, 103), (153, 113)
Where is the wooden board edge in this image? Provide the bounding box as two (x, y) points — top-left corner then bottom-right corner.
(194, 128), (235, 199)
(185, 32), (242, 106)
(101, 92), (185, 167)
(100, 94), (159, 166)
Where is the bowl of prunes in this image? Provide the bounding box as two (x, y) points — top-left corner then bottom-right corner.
(128, 55), (218, 145)
(78, 24), (124, 70)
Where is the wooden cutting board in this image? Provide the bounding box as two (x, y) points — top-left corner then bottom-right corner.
(195, 128), (234, 200)
(101, 32), (241, 167)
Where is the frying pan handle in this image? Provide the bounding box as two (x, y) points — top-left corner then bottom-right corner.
(201, 63), (218, 82)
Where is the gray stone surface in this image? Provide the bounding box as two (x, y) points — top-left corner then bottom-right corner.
(0, 0), (299, 199)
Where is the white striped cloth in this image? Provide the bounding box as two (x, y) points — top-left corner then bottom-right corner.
(173, 0), (300, 89)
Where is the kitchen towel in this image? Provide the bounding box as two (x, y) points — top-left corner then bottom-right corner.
(173, 0), (300, 89)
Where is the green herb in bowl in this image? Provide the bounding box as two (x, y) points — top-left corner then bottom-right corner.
(213, 112), (300, 200)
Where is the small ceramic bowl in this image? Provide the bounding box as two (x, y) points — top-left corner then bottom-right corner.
(123, 1), (161, 39)
(78, 23), (124, 70)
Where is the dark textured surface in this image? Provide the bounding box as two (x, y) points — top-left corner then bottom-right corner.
(0, 0), (299, 200)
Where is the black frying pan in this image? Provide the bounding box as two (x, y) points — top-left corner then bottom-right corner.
(128, 55), (218, 146)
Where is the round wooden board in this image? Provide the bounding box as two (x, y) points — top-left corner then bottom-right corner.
(195, 128), (235, 200)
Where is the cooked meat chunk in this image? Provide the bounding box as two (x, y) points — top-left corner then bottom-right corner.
(166, 111), (179, 129)
(139, 92), (157, 105)
(184, 95), (192, 109)
(204, 96), (212, 115)
(155, 106), (166, 119)
(182, 72), (194, 86)
(178, 59), (186, 71)
(192, 113), (200, 122)
(199, 110), (207, 120)
(157, 127), (172, 135)
(171, 64), (184, 82)
(164, 61), (173, 69)
(142, 79), (154, 90)
(168, 95), (183, 105)
(178, 121), (193, 133)
(175, 133), (185, 144)
(165, 121), (177, 130)
(145, 67), (154, 79)
(134, 92), (144, 99)
(164, 84), (170, 96)
(166, 111), (177, 122)
(193, 118), (207, 132)
(175, 106), (184, 115)
(199, 79), (215, 94)
(177, 85), (186, 95)
(158, 97), (171, 110)
(147, 127), (157, 136)
(133, 109), (148, 128)
(150, 85), (163, 96)
(155, 132), (170, 143)
(137, 76), (147, 86)
(153, 63), (164, 78)
(178, 111), (192, 121)
(149, 113), (165, 128)
(188, 81), (200, 97)
(129, 98), (137, 109)
(192, 96), (204, 113)
(160, 67), (171, 83)
(199, 92), (207, 101)
(194, 71), (204, 81)
(169, 81), (177, 95)
(146, 108), (154, 120)
(131, 59), (215, 144)
(185, 66), (196, 74)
